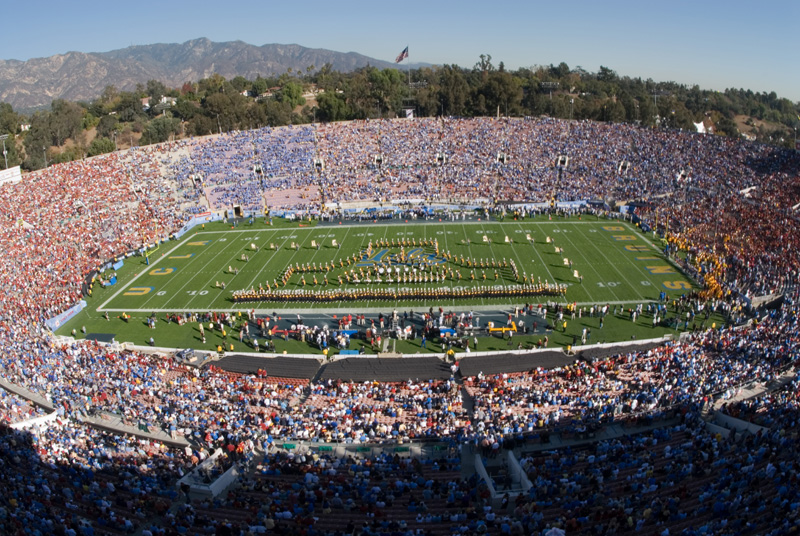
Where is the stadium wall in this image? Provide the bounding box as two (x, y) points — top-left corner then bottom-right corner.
(10, 411), (58, 430)
(173, 212), (223, 240)
(177, 448), (241, 498)
(0, 166), (22, 186)
(45, 300), (87, 331)
(712, 411), (770, 436)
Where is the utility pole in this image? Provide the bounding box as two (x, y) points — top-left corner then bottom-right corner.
(0, 134), (8, 169)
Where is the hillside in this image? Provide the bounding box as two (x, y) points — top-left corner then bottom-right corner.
(0, 38), (408, 110)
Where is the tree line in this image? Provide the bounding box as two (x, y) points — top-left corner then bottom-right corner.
(0, 56), (798, 171)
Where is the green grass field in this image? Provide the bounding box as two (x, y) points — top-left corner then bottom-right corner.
(55, 214), (719, 354)
(91, 217), (691, 312)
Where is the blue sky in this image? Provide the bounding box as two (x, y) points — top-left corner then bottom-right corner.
(6, 0), (800, 101)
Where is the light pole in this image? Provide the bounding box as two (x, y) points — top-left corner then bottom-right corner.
(651, 90), (669, 126)
(0, 134), (8, 169)
(112, 131), (117, 152)
(569, 98), (574, 120)
(42, 146), (47, 168)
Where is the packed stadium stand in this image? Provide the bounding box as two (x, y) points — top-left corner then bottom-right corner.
(0, 117), (799, 535)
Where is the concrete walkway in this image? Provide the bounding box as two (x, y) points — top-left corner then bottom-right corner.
(0, 377), (54, 411)
(79, 410), (190, 448)
(712, 368), (797, 411)
(509, 416), (683, 457)
(0, 376), (191, 447)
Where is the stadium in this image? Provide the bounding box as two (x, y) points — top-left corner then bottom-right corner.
(1, 116), (799, 536)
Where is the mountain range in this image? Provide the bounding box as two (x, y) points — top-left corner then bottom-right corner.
(0, 38), (413, 111)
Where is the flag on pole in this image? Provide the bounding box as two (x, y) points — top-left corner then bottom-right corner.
(395, 46), (409, 63)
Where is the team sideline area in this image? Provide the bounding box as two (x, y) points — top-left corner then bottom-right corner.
(0, 117), (799, 536)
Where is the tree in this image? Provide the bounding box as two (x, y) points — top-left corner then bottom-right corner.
(597, 66), (618, 83)
(277, 81), (306, 108)
(316, 91), (350, 122)
(146, 79), (168, 99)
(49, 146), (83, 165)
(172, 97), (199, 121)
(606, 99), (627, 122)
(0, 136), (20, 169)
(438, 65), (469, 116)
(243, 101), (268, 130)
(202, 92), (249, 132)
(475, 70), (523, 116)
(368, 68), (406, 116)
(474, 54), (494, 79)
(414, 85), (441, 118)
(230, 76), (250, 93)
(49, 99), (83, 146)
(714, 114), (739, 137)
(197, 73), (227, 95)
(115, 92), (144, 122)
(344, 70), (374, 119)
(87, 137), (116, 156)
(251, 76), (268, 98)
(23, 111), (52, 170)
(550, 62), (570, 78)
(100, 85), (119, 104)
(96, 115), (119, 140)
(262, 100), (293, 126)
(189, 115), (214, 136)
(0, 103), (21, 169)
(0, 102), (19, 136)
(140, 116), (180, 145)
(81, 111), (99, 130)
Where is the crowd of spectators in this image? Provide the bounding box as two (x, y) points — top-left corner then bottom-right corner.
(464, 304), (799, 443)
(0, 118), (796, 534)
(720, 377), (800, 431)
(0, 386), (47, 424)
(158, 117), (800, 300)
(512, 409), (800, 535)
(0, 417), (195, 535)
(165, 128), (318, 213)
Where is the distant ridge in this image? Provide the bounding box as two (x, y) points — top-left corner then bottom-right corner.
(0, 38), (418, 110)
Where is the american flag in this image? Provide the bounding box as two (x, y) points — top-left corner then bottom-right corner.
(395, 46), (408, 63)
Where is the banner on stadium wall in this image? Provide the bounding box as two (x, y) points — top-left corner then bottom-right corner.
(45, 300), (87, 331)
(0, 166), (22, 186)
(173, 212), (223, 240)
(506, 201), (588, 210)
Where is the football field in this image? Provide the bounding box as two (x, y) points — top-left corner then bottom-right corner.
(95, 217), (693, 313)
